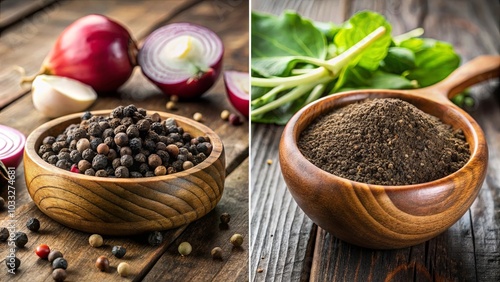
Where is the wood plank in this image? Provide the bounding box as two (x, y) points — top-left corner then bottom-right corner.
(250, 0), (499, 281)
(0, 0), (60, 33)
(0, 0), (203, 110)
(249, 124), (315, 281)
(143, 158), (249, 282)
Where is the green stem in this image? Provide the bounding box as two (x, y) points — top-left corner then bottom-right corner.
(251, 77), (331, 117)
(393, 28), (424, 44)
(251, 67), (327, 88)
(251, 84), (286, 106)
(304, 83), (326, 105)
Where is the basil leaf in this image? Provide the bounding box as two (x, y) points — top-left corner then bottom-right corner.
(380, 47), (416, 74)
(400, 38), (460, 87)
(334, 11), (392, 70)
(251, 11), (327, 77)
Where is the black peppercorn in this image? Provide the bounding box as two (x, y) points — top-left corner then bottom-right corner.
(81, 111), (92, 120)
(111, 246), (127, 258)
(0, 227), (9, 241)
(126, 124), (140, 138)
(13, 231), (28, 248)
(220, 213), (231, 224)
(151, 122), (163, 134)
(112, 158), (122, 169)
(120, 155), (134, 167)
(114, 132), (129, 147)
(148, 154), (162, 169)
(38, 144), (52, 155)
(115, 166), (129, 178)
(114, 124), (127, 134)
(92, 154), (108, 170)
(134, 153), (146, 163)
(52, 268), (67, 282)
(70, 150), (82, 163)
(137, 119), (151, 132)
(52, 257), (68, 270)
(5, 256), (20, 271)
(56, 160), (71, 170)
(47, 155), (58, 165)
(42, 151), (55, 162)
(111, 106), (124, 118)
(26, 217), (40, 232)
(130, 172), (143, 178)
(85, 168), (96, 176)
(95, 169), (108, 177)
(82, 148), (96, 162)
(102, 128), (114, 139)
(123, 104), (137, 117)
(129, 138), (142, 152)
(43, 136), (56, 145)
(88, 122), (102, 137)
(90, 137), (103, 151)
(148, 231), (163, 246)
(48, 250), (63, 262)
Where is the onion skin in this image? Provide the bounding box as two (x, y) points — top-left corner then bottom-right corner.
(42, 14), (137, 93)
(0, 125), (26, 168)
(151, 63), (222, 99)
(224, 71), (249, 117)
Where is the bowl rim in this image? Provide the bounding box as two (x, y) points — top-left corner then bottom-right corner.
(25, 109), (224, 183)
(280, 89), (488, 191)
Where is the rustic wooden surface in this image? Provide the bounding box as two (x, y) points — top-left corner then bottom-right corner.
(250, 0), (499, 281)
(0, 0), (249, 281)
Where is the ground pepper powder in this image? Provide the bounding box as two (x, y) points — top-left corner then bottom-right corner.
(298, 98), (470, 185)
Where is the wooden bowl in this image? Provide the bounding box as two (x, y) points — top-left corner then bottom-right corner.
(24, 110), (225, 236)
(280, 56), (499, 249)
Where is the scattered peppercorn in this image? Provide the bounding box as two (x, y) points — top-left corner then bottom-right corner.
(193, 112), (203, 122)
(229, 113), (243, 126)
(266, 159), (273, 165)
(52, 257), (68, 270)
(5, 256), (20, 271)
(89, 234), (103, 248)
(52, 268), (67, 282)
(178, 242), (192, 256)
(13, 232), (28, 248)
(170, 95), (179, 102)
(166, 101), (176, 110)
(220, 110), (230, 120)
(35, 244), (51, 259)
(112, 246), (126, 258)
(117, 262), (131, 277)
(148, 231), (163, 246)
(211, 247), (223, 260)
(220, 213), (231, 224)
(48, 250), (63, 262)
(230, 234), (244, 247)
(0, 227), (9, 241)
(95, 256), (109, 272)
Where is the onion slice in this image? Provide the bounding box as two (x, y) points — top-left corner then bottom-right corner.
(32, 75), (97, 118)
(138, 23), (224, 99)
(0, 125), (26, 168)
(224, 71), (249, 117)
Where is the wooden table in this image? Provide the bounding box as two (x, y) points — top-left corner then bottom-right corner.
(250, 0), (499, 281)
(0, 0), (248, 281)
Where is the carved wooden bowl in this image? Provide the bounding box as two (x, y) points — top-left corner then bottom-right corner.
(280, 56), (499, 249)
(24, 110), (225, 235)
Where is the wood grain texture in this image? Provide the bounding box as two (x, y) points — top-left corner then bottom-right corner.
(23, 110), (225, 235)
(251, 0), (499, 280)
(0, 0), (249, 281)
(144, 158), (249, 282)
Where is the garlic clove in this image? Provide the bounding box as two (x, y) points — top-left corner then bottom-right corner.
(32, 75), (97, 118)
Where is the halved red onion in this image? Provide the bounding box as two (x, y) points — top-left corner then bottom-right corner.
(0, 125), (26, 168)
(138, 23), (224, 99)
(224, 71), (249, 117)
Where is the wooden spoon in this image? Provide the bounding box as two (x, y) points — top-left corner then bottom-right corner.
(279, 55), (500, 249)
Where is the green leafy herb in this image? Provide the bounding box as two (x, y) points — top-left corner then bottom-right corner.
(251, 10), (461, 124)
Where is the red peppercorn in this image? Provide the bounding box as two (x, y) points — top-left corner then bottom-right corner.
(70, 164), (79, 173)
(35, 244), (51, 259)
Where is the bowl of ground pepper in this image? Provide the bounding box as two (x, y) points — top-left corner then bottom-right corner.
(24, 105), (225, 235)
(280, 55), (500, 249)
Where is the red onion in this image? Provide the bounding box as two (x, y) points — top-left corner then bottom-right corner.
(0, 125), (26, 168)
(23, 14), (137, 93)
(224, 71), (249, 117)
(138, 23), (224, 99)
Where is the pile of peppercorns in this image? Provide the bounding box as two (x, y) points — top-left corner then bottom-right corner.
(37, 105), (212, 178)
